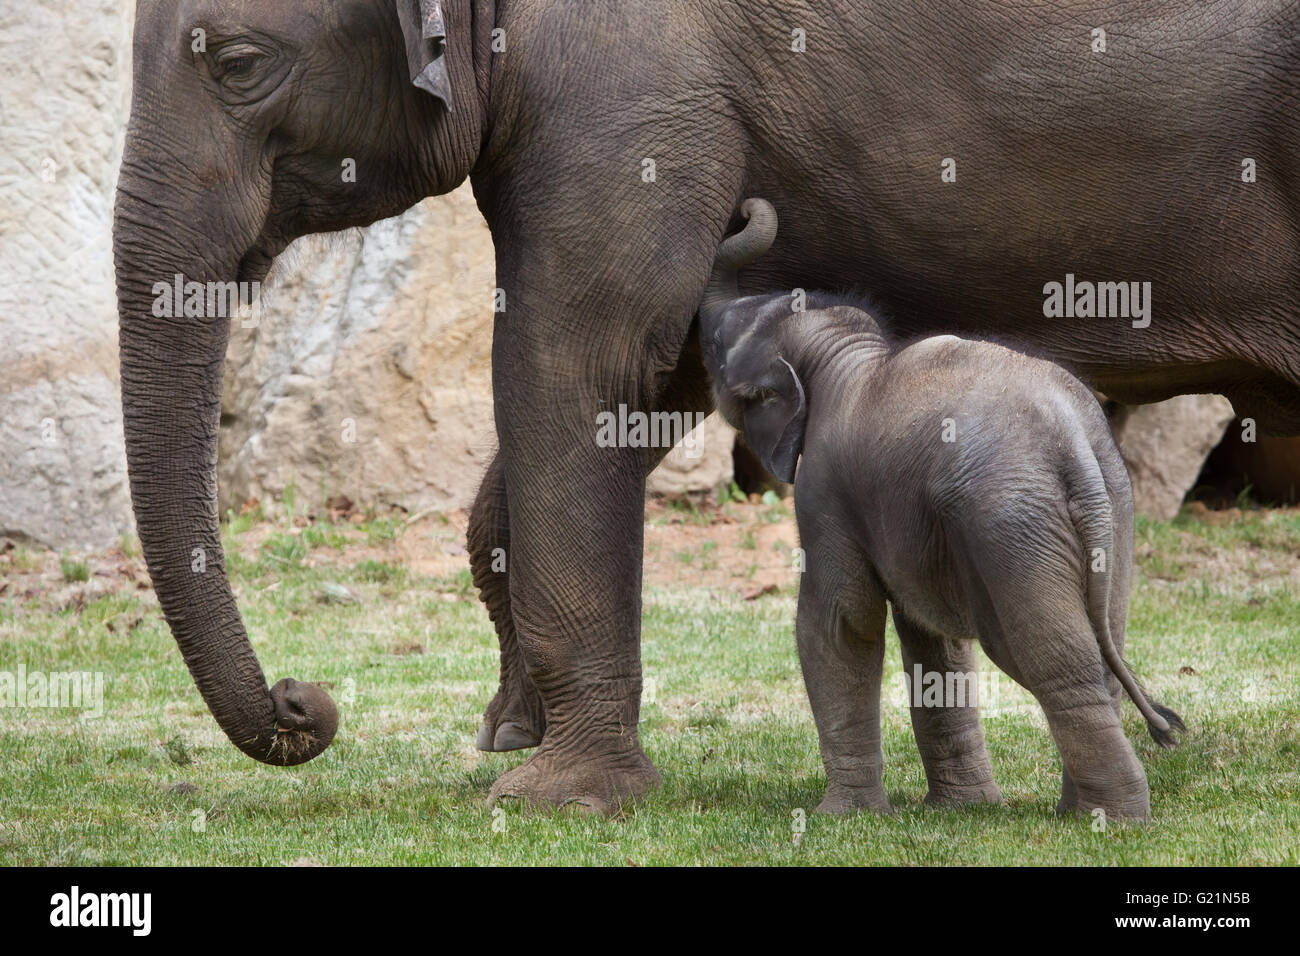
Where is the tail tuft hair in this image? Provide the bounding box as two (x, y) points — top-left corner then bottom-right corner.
(1147, 701), (1186, 749)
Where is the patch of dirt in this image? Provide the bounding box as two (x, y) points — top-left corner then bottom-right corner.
(214, 496), (804, 601)
(1137, 504), (1300, 591)
(395, 510), (472, 579)
(642, 497), (800, 597)
(224, 504), (473, 581)
(8, 499), (1299, 615)
(0, 538), (153, 615)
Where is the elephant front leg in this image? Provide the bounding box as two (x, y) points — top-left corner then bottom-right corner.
(469, 335), (712, 755)
(796, 545), (892, 814)
(470, 453), (545, 752)
(483, 350), (667, 813)
(893, 613), (1002, 807)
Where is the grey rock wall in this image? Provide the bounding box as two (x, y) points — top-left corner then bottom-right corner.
(0, 0), (135, 548)
(1113, 394), (1236, 519)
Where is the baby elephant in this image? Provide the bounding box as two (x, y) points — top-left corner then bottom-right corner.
(701, 199), (1182, 821)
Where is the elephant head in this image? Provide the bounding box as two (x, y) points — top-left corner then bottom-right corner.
(112, 0), (482, 764)
(698, 199), (806, 484)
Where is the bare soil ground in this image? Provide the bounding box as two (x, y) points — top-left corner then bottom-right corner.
(5, 497), (1300, 614)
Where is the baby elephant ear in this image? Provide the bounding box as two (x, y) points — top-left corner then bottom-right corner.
(743, 358), (807, 484)
(397, 0), (452, 111)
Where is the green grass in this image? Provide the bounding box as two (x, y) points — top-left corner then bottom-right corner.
(0, 508), (1297, 865)
(58, 555), (90, 583)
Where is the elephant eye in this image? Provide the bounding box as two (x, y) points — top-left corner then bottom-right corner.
(211, 44), (273, 85)
(740, 385), (777, 403)
(223, 56), (257, 76)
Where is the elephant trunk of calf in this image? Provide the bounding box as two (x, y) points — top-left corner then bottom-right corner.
(699, 198), (779, 330)
(112, 167), (337, 767)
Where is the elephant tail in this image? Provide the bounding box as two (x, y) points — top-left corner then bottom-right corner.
(1065, 441), (1184, 749)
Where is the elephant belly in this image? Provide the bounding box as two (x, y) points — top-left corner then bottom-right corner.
(870, 526), (981, 643)
(730, 2), (1300, 430)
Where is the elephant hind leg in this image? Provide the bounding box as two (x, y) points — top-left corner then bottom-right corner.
(987, 611), (1149, 820)
(967, 550), (1149, 821)
(1042, 684), (1150, 822)
(470, 453), (545, 752)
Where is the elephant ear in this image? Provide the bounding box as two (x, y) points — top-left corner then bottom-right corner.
(397, 0), (453, 111)
(742, 357), (807, 484)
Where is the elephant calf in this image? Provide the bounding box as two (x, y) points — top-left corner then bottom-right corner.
(700, 199), (1183, 821)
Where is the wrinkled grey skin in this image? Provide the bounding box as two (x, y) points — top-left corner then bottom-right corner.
(114, 0), (1296, 809)
(700, 200), (1184, 819)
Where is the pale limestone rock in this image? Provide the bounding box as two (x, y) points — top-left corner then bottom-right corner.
(646, 413), (736, 497)
(217, 187), (499, 518)
(1113, 395), (1236, 519)
(0, 0), (135, 548)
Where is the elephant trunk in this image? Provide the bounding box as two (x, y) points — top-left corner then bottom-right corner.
(113, 162), (337, 766)
(700, 198), (779, 329)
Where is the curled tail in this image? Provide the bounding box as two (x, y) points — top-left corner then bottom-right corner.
(1066, 441), (1185, 748)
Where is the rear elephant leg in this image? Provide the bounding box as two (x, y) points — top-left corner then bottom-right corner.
(1060, 458), (1137, 812)
(1041, 676), (1149, 821)
(988, 613), (1149, 821)
(470, 453), (545, 752)
(964, 523), (1148, 820)
(893, 613), (1002, 806)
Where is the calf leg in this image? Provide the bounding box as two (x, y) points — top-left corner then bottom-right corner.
(981, 609), (1149, 821)
(894, 612), (1002, 806)
(796, 521), (891, 814)
(1060, 451), (1137, 811)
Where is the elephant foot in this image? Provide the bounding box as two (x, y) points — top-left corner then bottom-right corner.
(924, 779), (1003, 807)
(814, 783), (892, 815)
(487, 744), (662, 815)
(1056, 776), (1151, 823)
(475, 677), (546, 752)
(1056, 796), (1151, 823)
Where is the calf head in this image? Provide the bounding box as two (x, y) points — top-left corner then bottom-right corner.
(699, 198), (806, 483)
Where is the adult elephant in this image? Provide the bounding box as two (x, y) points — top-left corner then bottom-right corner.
(114, 0), (1300, 810)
